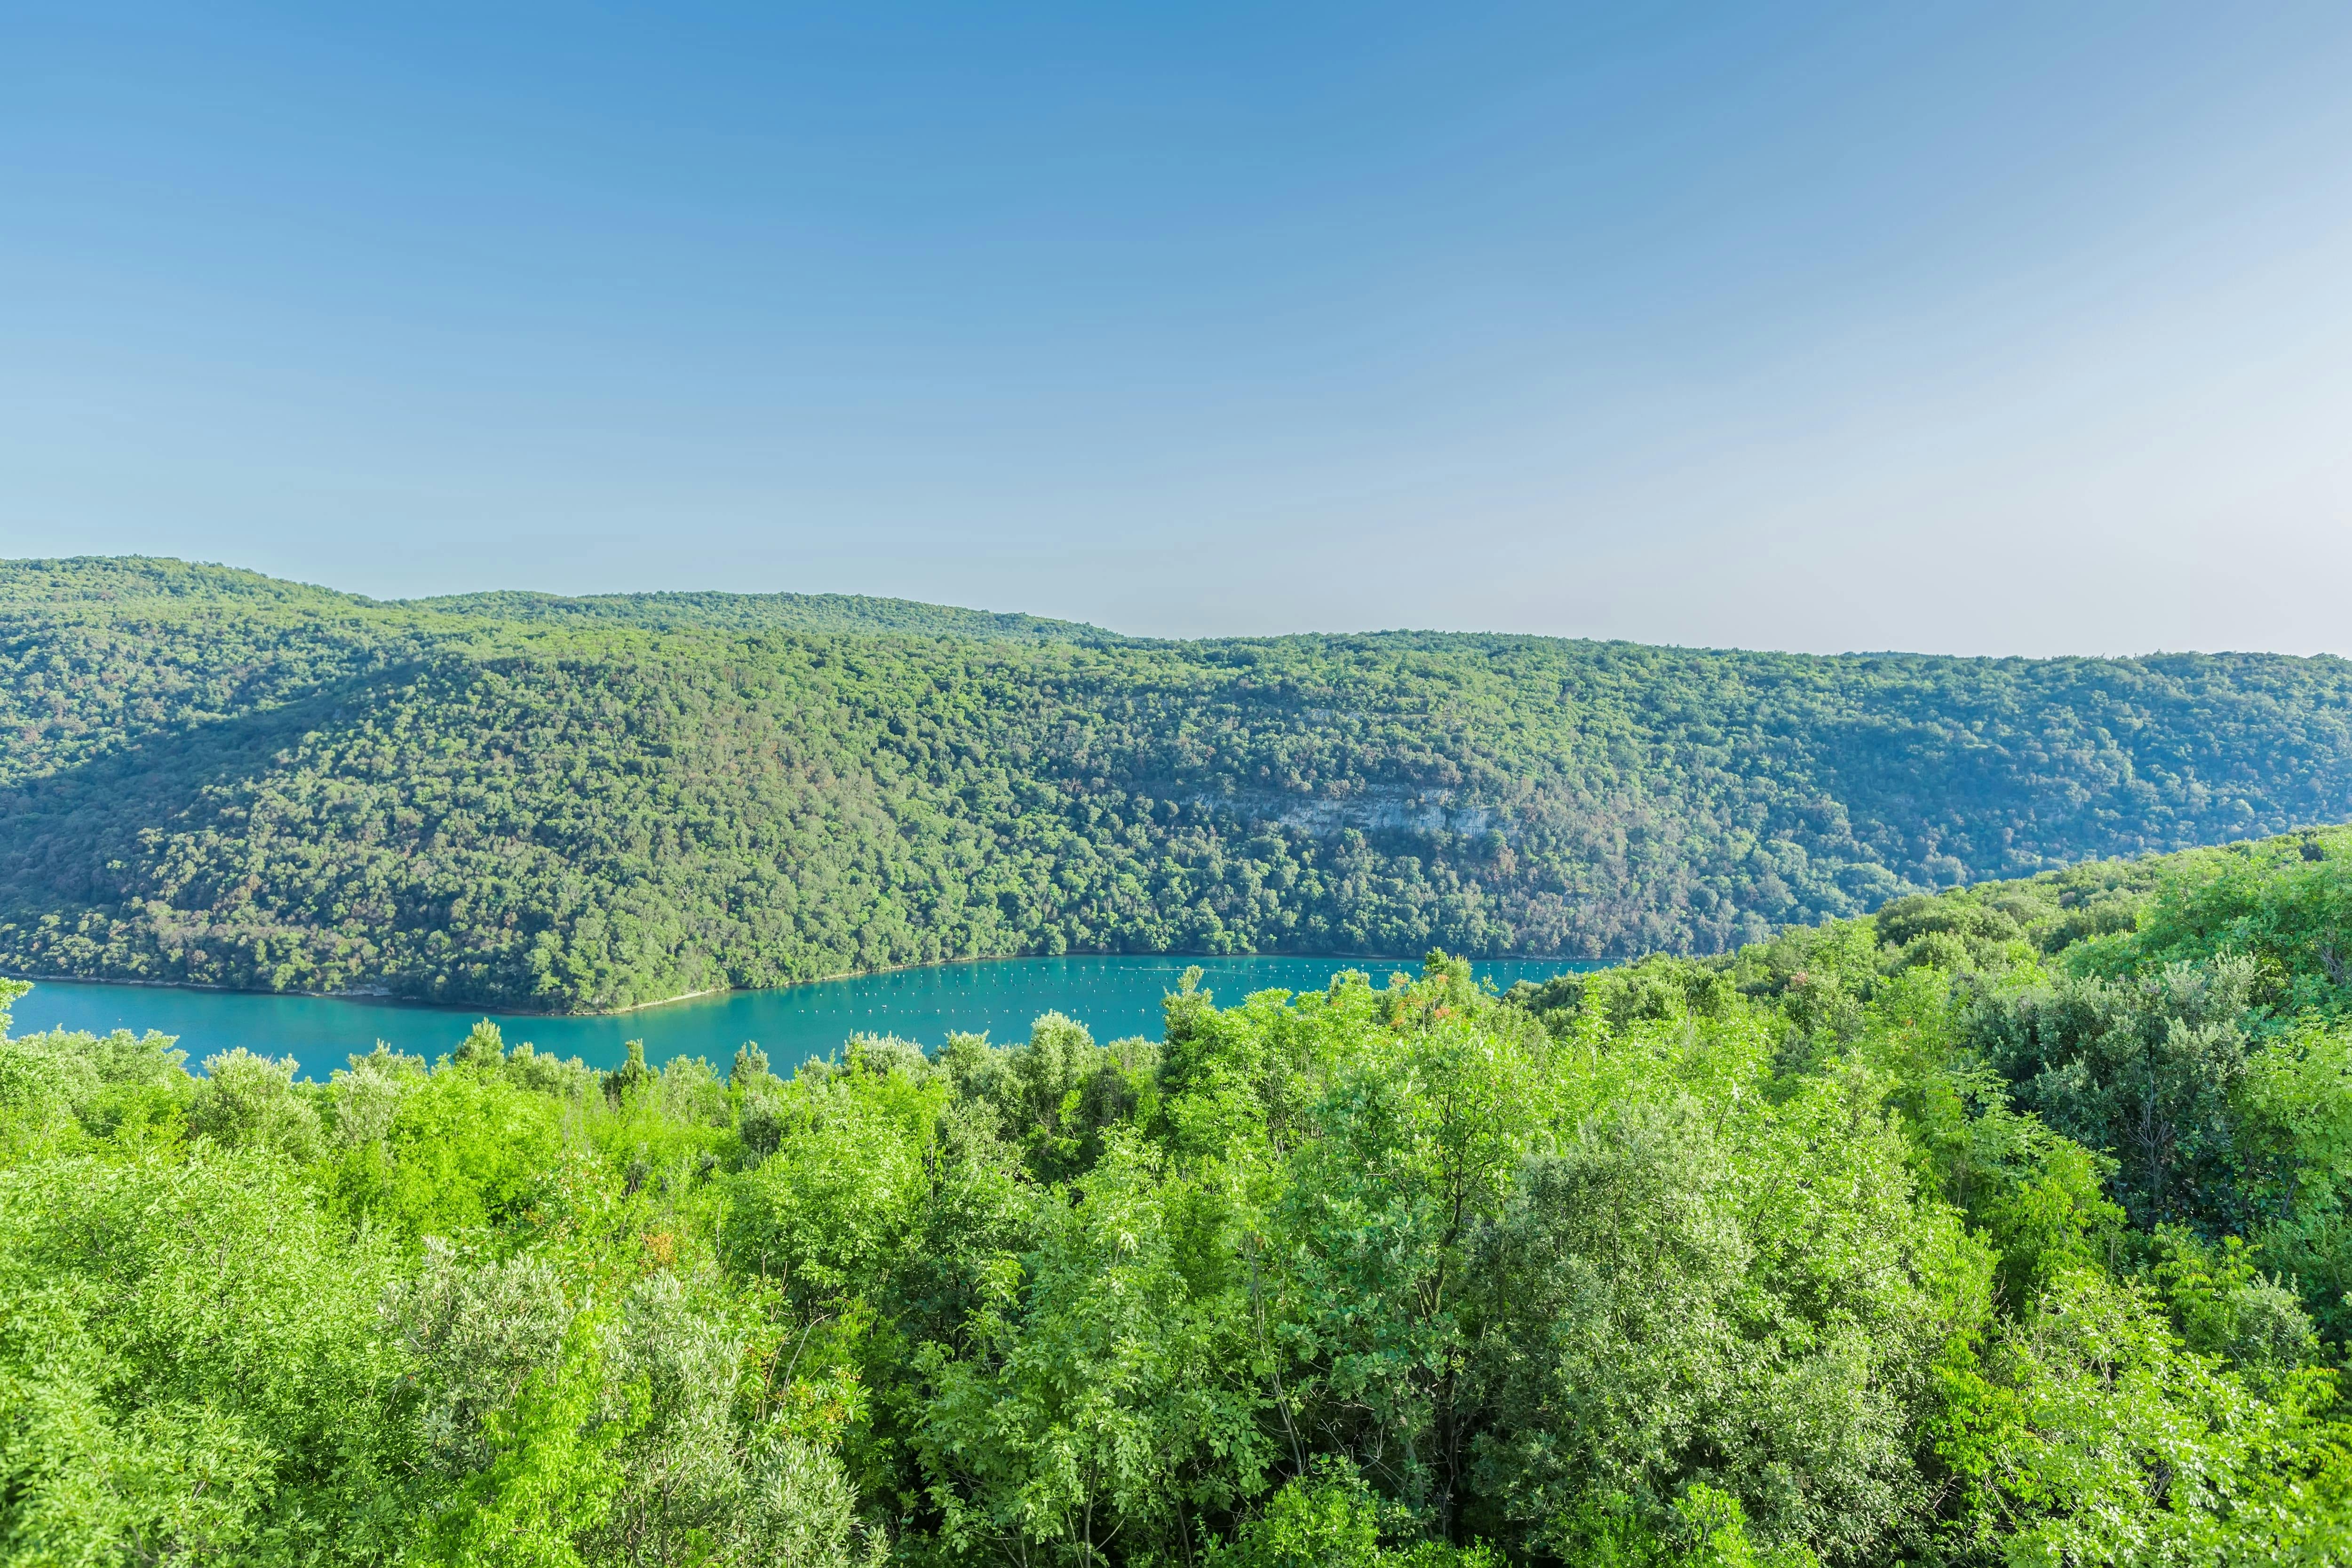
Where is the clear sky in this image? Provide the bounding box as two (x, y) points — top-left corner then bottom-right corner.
(5, 2), (2350, 652)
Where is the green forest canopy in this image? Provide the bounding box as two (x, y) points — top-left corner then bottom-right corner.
(9, 556), (2352, 1011)
(9, 825), (2352, 1563)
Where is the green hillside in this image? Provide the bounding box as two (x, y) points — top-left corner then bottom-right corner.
(406, 586), (1119, 642)
(8, 827), (2352, 1562)
(8, 556), (2352, 1011)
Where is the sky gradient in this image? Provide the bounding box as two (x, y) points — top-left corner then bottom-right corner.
(5, 2), (2350, 652)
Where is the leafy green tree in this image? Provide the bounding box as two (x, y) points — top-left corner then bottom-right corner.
(915, 1131), (1272, 1564)
(420, 1314), (637, 1568)
(1205, 1459), (1502, 1568)
(0, 1145), (412, 1564)
(1267, 980), (1550, 1531)
(1964, 961), (2256, 1228)
(1932, 1268), (2352, 1564)
(188, 1046), (323, 1162)
(1471, 1083), (1976, 1564)
(721, 1050), (944, 1313)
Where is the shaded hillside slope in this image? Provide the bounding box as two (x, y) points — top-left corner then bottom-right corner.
(6, 556), (2352, 1010)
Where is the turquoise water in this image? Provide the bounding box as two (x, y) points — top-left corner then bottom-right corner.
(5, 955), (1603, 1082)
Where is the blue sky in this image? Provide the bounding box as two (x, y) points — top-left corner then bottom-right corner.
(5, 2), (2349, 651)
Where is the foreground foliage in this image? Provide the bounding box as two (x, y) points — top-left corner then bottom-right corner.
(10, 825), (2352, 1562)
(9, 557), (2352, 1008)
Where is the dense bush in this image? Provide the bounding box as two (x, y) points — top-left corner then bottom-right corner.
(10, 825), (2352, 1561)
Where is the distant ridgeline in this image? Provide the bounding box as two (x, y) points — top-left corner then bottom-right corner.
(5, 555), (2352, 1012)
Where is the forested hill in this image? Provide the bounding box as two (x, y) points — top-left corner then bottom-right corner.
(405, 587), (1118, 642)
(8, 554), (2352, 1011)
(0, 555), (1117, 643)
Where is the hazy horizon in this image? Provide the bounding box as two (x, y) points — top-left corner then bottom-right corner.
(7, 4), (2351, 655)
(31, 551), (2350, 663)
